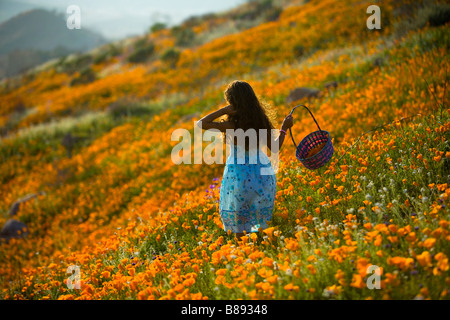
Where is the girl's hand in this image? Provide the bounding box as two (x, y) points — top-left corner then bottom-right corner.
(281, 114), (294, 130)
(222, 105), (237, 116)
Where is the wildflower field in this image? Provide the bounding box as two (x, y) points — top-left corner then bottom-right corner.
(0, 0), (449, 300)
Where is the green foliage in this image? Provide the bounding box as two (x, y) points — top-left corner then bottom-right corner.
(171, 26), (196, 47)
(182, 13), (217, 28)
(150, 22), (167, 33)
(426, 3), (450, 26)
(127, 39), (155, 63)
(70, 67), (96, 86)
(293, 43), (306, 58)
(161, 48), (181, 67)
(234, 0), (276, 21)
(393, 2), (450, 39)
(264, 6), (283, 22)
(106, 97), (168, 120)
(93, 44), (122, 64)
(56, 53), (93, 74)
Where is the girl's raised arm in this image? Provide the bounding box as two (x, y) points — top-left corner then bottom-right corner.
(196, 105), (236, 132)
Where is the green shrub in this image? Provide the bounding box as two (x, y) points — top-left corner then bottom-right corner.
(93, 44), (122, 64)
(293, 43), (305, 57)
(127, 40), (155, 63)
(427, 4), (450, 26)
(265, 6), (282, 22)
(234, 0), (275, 21)
(171, 26), (196, 46)
(58, 53), (93, 74)
(70, 67), (96, 86)
(150, 22), (167, 33)
(393, 2), (450, 39)
(106, 97), (161, 120)
(161, 48), (181, 67)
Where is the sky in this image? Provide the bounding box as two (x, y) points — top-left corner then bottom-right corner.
(0, 0), (245, 40)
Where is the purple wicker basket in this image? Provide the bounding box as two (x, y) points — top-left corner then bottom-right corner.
(288, 105), (334, 170)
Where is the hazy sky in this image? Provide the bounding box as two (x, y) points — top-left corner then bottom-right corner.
(1, 0), (245, 39)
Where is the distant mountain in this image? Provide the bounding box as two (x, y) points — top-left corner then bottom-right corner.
(0, 0), (40, 25)
(0, 8), (106, 55)
(0, 8), (107, 79)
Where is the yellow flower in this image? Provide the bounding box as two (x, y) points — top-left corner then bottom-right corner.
(183, 278), (196, 287)
(422, 238), (436, 249)
(434, 253), (449, 273)
(350, 274), (365, 289)
(48, 263), (57, 270)
(263, 227), (275, 239)
(262, 257), (274, 268)
(266, 275), (278, 284)
(416, 251), (432, 268)
(173, 283), (184, 293)
(306, 264), (316, 275)
(284, 283), (300, 292)
(325, 284), (342, 295)
(388, 256), (414, 270)
(215, 268), (227, 276)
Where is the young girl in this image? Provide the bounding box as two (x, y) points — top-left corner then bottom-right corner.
(197, 80), (294, 238)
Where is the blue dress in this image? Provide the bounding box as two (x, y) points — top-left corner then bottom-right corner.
(219, 143), (277, 233)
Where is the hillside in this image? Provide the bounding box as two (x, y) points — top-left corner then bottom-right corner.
(0, 0), (449, 301)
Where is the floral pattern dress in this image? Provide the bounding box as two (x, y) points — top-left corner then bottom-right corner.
(219, 143), (277, 233)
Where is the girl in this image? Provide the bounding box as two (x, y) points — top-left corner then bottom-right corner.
(197, 80), (293, 238)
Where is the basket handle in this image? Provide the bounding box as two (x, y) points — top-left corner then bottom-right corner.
(288, 104), (322, 147)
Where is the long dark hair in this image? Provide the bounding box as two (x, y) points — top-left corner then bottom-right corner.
(224, 80), (276, 149)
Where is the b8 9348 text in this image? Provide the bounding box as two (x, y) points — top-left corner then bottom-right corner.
(225, 304), (267, 315)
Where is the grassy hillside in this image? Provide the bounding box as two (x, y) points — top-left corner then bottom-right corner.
(0, 0), (449, 300)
